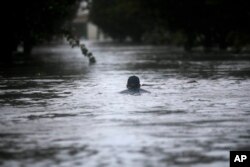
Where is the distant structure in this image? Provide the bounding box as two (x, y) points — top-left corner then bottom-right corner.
(72, 1), (107, 41)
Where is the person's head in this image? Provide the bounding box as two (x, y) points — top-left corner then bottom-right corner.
(127, 76), (140, 89)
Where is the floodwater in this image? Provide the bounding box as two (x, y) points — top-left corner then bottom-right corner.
(0, 42), (250, 167)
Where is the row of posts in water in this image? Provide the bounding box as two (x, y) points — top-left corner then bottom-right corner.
(66, 36), (96, 64)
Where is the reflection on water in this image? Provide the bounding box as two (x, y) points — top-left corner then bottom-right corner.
(0, 42), (250, 167)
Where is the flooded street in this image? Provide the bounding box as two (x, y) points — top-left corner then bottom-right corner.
(0, 42), (250, 167)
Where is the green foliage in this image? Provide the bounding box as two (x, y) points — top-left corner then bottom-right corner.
(90, 0), (146, 41)
(90, 0), (250, 50)
(3, 0), (81, 62)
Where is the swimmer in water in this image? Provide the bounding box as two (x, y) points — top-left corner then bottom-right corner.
(120, 76), (150, 95)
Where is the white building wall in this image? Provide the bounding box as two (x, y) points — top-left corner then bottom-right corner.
(87, 22), (99, 40)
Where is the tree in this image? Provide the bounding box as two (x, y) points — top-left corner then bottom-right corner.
(2, 0), (81, 63)
(89, 0), (147, 41)
(89, 0), (250, 50)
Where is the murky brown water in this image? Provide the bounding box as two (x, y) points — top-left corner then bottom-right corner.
(0, 42), (250, 167)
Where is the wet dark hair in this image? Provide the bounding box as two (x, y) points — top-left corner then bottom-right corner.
(127, 76), (140, 89)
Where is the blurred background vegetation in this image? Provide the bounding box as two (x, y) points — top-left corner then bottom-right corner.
(3, 0), (81, 63)
(90, 0), (250, 51)
(2, 0), (250, 63)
